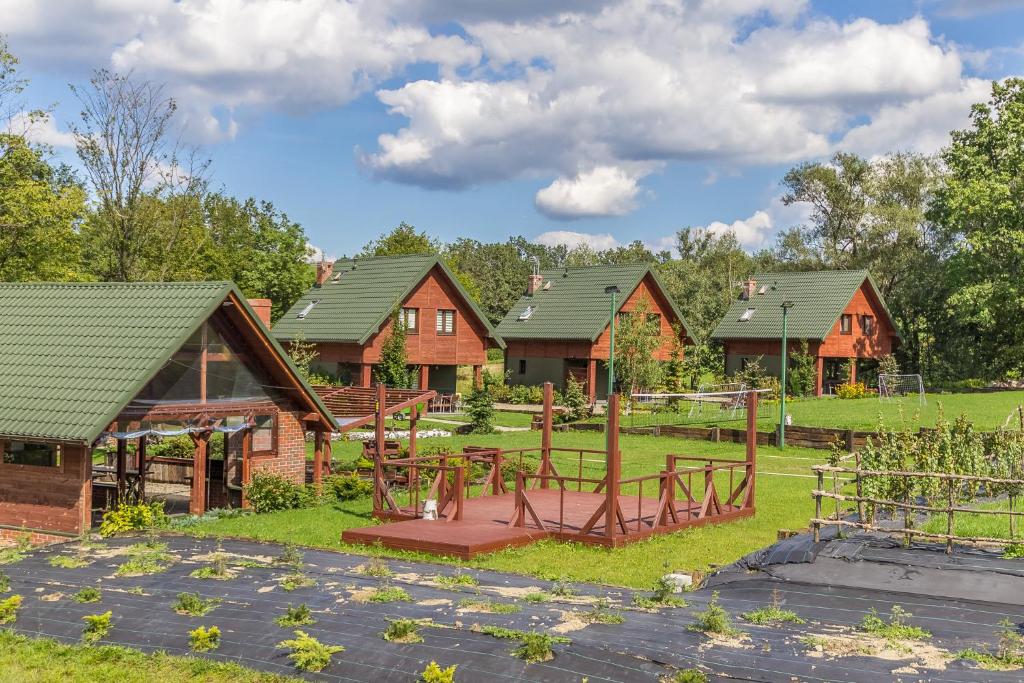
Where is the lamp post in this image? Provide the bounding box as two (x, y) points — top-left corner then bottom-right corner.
(605, 285), (621, 400)
(779, 300), (794, 448)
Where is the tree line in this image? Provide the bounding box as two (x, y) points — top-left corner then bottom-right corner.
(3, 37), (1022, 383)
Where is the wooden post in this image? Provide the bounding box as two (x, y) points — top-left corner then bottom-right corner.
(605, 393), (621, 538)
(323, 434), (332, 474)
(418, 365), (429, 391)
(360, 363), (372, 387)
(373, 383), (386, 514)
(586, 359), (597, 404)
(814, 469), (823, 543)
(115, 438), (127, 503)
(541, 382), (554, 489)
(848, 358), (857, 384)
(137, 436), (147, 502)
(200, 322), (208, 404)
(473, 365), (483, 389)
(190, 432), (209, 516)
(815, 355), (824, 397)
(854, 450), (865, 525)
(493, 450), (503, 495)
(409, 404), (418, 460)
(946, 478), (955, 555)
(240, 428), (251, 508)
(744, 390), (757, 509)
(313, 430), (324, 489)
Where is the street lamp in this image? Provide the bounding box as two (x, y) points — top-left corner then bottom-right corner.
(779, 300), (794, 448)
(605, 285), (621, 399)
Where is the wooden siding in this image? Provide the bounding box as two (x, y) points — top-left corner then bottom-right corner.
(0, 443), (90, 535)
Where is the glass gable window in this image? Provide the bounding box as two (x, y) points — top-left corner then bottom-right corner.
(436, 309), (455, 335)
(399, 307), (418, 333)
(840, 314), (852, 334)
(3, 441), (60, 467)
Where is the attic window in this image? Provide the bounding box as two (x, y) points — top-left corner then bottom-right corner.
(518, 305), (536, 321)
(757, 285), (767, 295)
(296, 300), (319, 319)
(739, 308), (755, 322)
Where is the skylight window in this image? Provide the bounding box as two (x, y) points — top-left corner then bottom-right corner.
(757, 285), (767, 295)
(296, 300), (320, 319)
(518, 305), (535, 321)
(739, 308), (755, 322)
(542, 281), (552, 290)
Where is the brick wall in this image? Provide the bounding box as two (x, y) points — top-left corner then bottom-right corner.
(0, 527), (72, 546)
(0, 443), (90, 535)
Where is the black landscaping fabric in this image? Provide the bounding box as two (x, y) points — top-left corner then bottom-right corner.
(3, 532), (1024, 681)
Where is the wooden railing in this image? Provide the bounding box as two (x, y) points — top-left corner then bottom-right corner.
(811, 464), (1024, 553)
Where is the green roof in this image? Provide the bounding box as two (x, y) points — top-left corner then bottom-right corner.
(710, 270), (897, 341)
(273, 254), (504, 347)
(495, 264), (691, 341)
(0, 281), (332, 444)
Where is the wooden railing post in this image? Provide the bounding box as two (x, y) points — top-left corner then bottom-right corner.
(453, 466), (465, 522)
(744, 390), (757, 509)
(814, 469), (823, 543)
(492, 451), (503, 496)
(605, 393), (621, 538)
(514, 471), (525, 527)
(541, 382), (553, 489)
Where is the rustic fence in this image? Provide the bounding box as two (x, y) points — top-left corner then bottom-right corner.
(811, 463), (1024, 553)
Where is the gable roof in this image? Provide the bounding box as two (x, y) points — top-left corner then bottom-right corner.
(0, 281), (334, 445)
(272, 254), (504, 348)
(495, 264), (691, 342)
(710, 270), (899, 341)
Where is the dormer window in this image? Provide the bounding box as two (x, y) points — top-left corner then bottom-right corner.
(518, 305), (535, 321)
(296, 300), (319, 319)
(739, 308), (755, 322)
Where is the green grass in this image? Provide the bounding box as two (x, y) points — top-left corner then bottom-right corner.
(188, 430), (840, 588)
(859, 606), (931, 643)
(0, 631), (300, 682)
(920, 499), (1024, 542)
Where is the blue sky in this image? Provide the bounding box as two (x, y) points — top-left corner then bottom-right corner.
(6, 0), (1024, 258)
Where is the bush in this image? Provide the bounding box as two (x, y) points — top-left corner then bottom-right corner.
(323, 473), (372, 501)
(172, 592), (220, 616)
(688, 592), (738, 636)
(788, 341), (817, 397)
(420, 661), (457, 683)
(382, 618), (424, 643)
(188, 625), (221, 652)
(276, 630), (344, 672)
(559, 376), (590, 423)
(244, 473), (317, 513)
(99, 500), (169, 537)
(836, 381), (868, 399)
(147, 435), (194, 459)
(0, 595), (22, 624)
(672, 669), (708, 683)
(82, 611), (113, 644)
(464, 385), (495, 434)
(72, 587), (102, 604)
(275, 603), (315, 627)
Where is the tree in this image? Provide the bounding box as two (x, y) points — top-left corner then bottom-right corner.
(928, 78), (1024, 379)
(0, 37), (27, 123)
(205, 194), (313, 322)
(788, 341), (817, 397)
(360, 222), (440, 257)
(0, 131), (87, 281)
(613, 297), (663, 396)
(464, 385), (495, 433)
(72, 70), (209, 281)
(374, 314), (411, 388)
(663, 323), (687, 393)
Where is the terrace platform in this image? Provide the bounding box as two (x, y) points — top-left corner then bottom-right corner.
(342, 488), (754, 559)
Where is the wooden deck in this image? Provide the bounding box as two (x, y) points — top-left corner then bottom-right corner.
(342, 489), (754, 559)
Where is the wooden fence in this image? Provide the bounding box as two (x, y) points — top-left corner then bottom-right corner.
(811, 463), (1024, 553)
(562, 421), (869, 451)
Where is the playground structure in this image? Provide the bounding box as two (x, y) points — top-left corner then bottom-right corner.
(342, 383), (760, 558)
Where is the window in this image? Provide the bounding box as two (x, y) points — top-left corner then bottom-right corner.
(518, 359), (527, 375)
(296, 299), (319, 319)
(518, 305), (535, 321)
(861, 315), (875, 334)
(2, 441), (60, 467)
(436, 309), (455, 335)
(399, 307), (418, 333)
(840, 314), (852, 334)
(739, 308), (755, 322)
(251, 415), (276, 454)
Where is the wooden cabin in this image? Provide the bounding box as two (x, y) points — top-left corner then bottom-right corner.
(495, 264), (691, 402)
(710, 270), (901, 396)
(273, 255), (504, 394)
(0, 282), (334, 542)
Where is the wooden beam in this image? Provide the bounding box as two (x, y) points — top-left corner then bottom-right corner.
(313, 430), (324, 489)
(605, 393), (621, 538)
(744, 389), (758, 510)
(115, 438), (127, 504)
(137, 437), (147, 502)
(541, 382), (553, 490)
(241, 429), (251, 508)
(190, 432), (209, 516)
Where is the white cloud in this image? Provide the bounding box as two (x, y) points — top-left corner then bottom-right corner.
(7, 111), (76, 148)
(535, 166), (645, 219)
(534, 230), (620, 250)
(703, 211), (775, 248)
(935, 0), (1024, 18)
(305, 242), (336, 264)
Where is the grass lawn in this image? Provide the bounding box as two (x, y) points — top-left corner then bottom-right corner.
(919, 499), (1024, 542)
(195, 430), (837, 589)
(0, 631), (298, 683)
(615, 390), (1024, 433)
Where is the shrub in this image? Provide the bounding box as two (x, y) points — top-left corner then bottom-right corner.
(114, 542), (174, 577)
(279, 572), (315, 591)
(433, 571), (478, 588)
(275, 603), (315, 627)
(550, 576), (577, 597)
(368, 586), (411, 603)
(559, 375), (590, 422)
(456, 598), (521, 614)
(49, 554), (91, 569)
(188, 625), (221, 652)
(859, 606), (930, 642)
(82, 611), (113, 644)
(513, 631), (562, 663)
(688, 592), (738, 636)
(836, 381), (868, 399)
(420, 661), (458, 683)
(276, 630), (344, 673)
(360, 556), (392, 578)
(581, 600), (625, 624)
(72, 587), (102, 604)
(0, 570), (8, 593)
(323, 473), (372, 501)
(244, 473), (318, 513)
(99, 500), (169, 537)
(382, 618), (424, 643)
(672, 669), (708, 683)
(0, 595), (22, 624)
(275, 543), (305, 568)
(464, 385), (495, 434)
(788, 341), (817, 397)
(172, 592), (220, 617)
(0, 534), (31, 565)
(147, 434), (194, 459)
(741, 590), (805, 625)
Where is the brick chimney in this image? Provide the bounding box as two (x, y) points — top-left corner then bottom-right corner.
(741, 278), (757, 300)
(527, 273), (544, 296)
(248, 298), (273, 327)
(315, 259), (334, 286)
